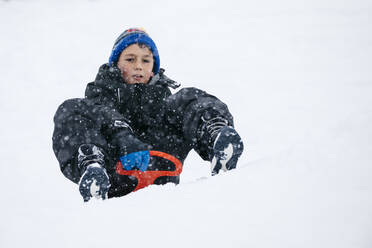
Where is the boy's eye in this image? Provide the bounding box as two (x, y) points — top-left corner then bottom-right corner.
(126, 58), (134, 62)
(143, 59), (150, 63)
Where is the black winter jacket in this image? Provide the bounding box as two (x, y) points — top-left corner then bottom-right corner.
(52, 64), (234, 197)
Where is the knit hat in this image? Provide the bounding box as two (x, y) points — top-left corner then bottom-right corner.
(108, 28), (160, 74)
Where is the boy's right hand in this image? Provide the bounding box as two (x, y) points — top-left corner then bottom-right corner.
(119, 151), (150, 172)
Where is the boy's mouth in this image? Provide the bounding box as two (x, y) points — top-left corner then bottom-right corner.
(132, 74), (143, 81)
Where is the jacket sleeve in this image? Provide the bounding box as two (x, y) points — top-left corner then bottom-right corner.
(52, 98), (139, 183)
(164, 87), (234, 161)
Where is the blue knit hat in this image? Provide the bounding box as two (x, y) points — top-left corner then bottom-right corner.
(109, 28), (160, 74)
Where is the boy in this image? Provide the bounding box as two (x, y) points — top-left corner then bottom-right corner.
(52, 28), (244, 202)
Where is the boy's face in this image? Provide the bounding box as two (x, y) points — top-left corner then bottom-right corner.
(117, 43), (154, 84)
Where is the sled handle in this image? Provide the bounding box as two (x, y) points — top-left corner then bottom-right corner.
(115, 151), (183, 191)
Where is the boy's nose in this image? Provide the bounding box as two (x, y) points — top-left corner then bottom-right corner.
(134, 62), (143, 70)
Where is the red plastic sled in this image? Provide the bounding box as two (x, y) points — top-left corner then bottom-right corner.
(115, 151), (183, 191)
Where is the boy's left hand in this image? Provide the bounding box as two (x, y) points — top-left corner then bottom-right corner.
(120, 151), (150, 172)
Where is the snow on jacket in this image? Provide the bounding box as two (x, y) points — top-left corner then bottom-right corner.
(52, 64), (234, 197)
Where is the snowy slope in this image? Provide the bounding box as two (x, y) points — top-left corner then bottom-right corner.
(1, 0), (372, 247)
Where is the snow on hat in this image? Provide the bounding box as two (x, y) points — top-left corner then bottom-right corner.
(109, 28), (160, 74)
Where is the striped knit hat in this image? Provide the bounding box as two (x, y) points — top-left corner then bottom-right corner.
(108, 28), (160, 74)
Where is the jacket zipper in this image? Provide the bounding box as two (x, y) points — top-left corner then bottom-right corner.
(117, 88), (121, 103)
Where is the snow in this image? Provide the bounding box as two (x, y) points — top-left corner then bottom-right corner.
(1, 0), (372, 247)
